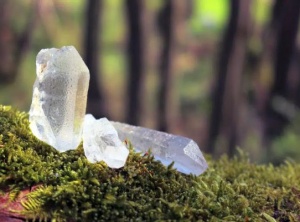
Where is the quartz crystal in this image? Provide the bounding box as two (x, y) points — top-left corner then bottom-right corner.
(111, 122), (208, 175)
(29, 46), (90, 152)
(83, 114), (129, 168)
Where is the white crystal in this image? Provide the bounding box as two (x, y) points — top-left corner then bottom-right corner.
(83, 114), (129, 168)
(111, 122), (208, 175)
(29, 46), (90, 152)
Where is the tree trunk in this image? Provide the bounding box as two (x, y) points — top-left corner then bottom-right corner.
(207, 0), (251, 156)
(263, 0), (300, 139)
(84, 0), (105, 118)
(207, 0), (239, 154)
(251, 0), (284, 116)
(157, 0), (174, 132)
(125, 0), (144, 125)
(0, 0), (37, 84)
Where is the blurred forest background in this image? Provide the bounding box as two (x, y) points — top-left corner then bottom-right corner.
(1, 0), (300, 164)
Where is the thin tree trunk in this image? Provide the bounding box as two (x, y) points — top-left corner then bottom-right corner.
(207, 0), (239, 154)
(252, 0), (284, 115)
(0, 0), (13, 83)
(264, 0), (300, 139)
(292, 49), (300, 107)
(0, 0), (38, 84)
(125, 0), (144, 125)
(207, 0), (251, 156)
(225, 0), (251, 156)
(84, 0), (105, 118)
(157, 0), (173, 132)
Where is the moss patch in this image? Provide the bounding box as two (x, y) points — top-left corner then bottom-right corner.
(1, 105), (300, 221)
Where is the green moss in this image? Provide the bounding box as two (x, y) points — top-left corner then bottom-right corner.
(1, 105), (300, 221)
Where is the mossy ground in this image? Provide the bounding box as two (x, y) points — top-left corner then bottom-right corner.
(0, 105), (300, 221)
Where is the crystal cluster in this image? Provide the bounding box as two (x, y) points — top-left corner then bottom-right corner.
(29, 46), (207, 174)
(83, 115), (129, 168)
(111, 122), (208, 175)
(29, 46), (90, 152)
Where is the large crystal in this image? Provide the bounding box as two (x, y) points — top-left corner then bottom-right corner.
(111, 122), (208, 175)
(29, 46), (90, 152)
(83, 114), (129, 168)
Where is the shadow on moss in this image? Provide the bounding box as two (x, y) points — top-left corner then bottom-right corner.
(0, 105), (300, 221)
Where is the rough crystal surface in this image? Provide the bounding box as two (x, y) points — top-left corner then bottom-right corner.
(83, 114), (129, 168)
(29, 46), (90, 152)
(111, 122), (208, 175)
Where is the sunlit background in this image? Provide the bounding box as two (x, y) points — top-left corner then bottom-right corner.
(1, 0), (300, 164)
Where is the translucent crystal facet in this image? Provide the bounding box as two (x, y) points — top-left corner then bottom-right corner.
(111, 122), (208, 175)
(29, 46), (90, 152)
(83, 114), (129, 168)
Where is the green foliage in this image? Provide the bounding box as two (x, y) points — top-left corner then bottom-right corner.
(271, 131), (300, 165)
(270, 115), (300, 165)
(1, 105), (300, 221)
(189, 0), (229, 35)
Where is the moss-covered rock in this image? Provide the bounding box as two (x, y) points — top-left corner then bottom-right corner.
(0, 105), (300, 221)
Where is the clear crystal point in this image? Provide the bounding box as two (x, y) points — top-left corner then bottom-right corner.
(111, 122), (208, 175)
(83, 114), (129, 168)
(29, 46), (90, 152)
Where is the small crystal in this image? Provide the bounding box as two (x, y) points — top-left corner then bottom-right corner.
(111, 122), (208, 175)
(29, 46), (90, 152)
(83, 114), (129, 168)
